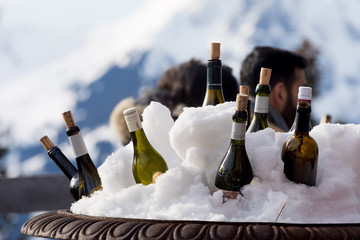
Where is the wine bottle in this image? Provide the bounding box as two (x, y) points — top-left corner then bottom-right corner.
(214, 94), (254, 202)
(289, 86), (312, 131)
(246, 68), (272, 133)
(281, 102), (318, 186)
(40, 135), (80, 201)
(202, 42), (225, 106)
(123, 107), (168, 185)
(239, 85), (251, 130)
(62, 111), (102, 198)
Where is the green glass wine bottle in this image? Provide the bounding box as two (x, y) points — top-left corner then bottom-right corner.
(202, 42), (225, 106)
(40, 135), (80, 201)
(289, 86), (312, 132)
(62, 111), (102, 198)
(246, 68), (272, 133)
(123, 107), (168, 185)
(214, 94), (254, 202)
(281, 102), (318, 186)
(239, 85), (251, 130)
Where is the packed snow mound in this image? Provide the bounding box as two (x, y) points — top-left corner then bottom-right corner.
(71, 101), (360, 223)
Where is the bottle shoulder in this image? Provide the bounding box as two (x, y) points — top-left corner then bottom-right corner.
(132, 129), (168, 166)
(283, 133), (318, 154)
(247, 114), (269, 133)
(202, 89), (225, 106)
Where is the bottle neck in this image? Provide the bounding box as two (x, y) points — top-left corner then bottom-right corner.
(295, 104), (311, 134)
(231, 111), (247, 143)
(253, 84), (270, 114)
(130, 128), (150, 148)
(206, 59), (222, 89)
(126, 115), (142, 133)
(48, 146), (78, 179)
(66, 126), (89, 158)
(297, 98), (311, 104)
(66, 126), (80, 136)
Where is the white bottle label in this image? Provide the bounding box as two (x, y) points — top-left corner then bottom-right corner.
(231, 122), (246, 140)
(254, 96), (269, 113)
(69, 133), (88, 158)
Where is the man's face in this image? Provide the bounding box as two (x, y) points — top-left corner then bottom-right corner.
(283, 67), (308, 127)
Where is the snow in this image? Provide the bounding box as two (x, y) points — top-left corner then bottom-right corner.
(71, 101), (360, 223)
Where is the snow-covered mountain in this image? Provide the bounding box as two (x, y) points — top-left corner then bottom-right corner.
(1, 0), (360, 177)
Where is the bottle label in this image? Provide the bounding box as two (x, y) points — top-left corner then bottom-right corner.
(207, 83), (222, 89)
(126, 117), (142, 132)
(254, 96), (269, 113)
(68, 133), (88, 158)
(231, 122), (246, 140)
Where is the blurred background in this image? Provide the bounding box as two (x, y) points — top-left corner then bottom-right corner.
(0, 0), (360, 239)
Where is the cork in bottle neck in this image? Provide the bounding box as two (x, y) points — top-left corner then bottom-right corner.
(259, 68), (272, 85)
(236, 94), (248, 111)
(210, 42), (221, 60)
(62, 111), (76, 129)
(239, 85), (249, 96)
(40, 135), (55, 152)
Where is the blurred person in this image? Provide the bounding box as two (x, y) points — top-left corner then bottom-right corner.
(240, 46), (308, 132)
(157, 59), (239, 116)
(110, 59), (239, 145)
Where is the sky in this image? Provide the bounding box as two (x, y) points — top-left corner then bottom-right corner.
(0, 0), (143, 81)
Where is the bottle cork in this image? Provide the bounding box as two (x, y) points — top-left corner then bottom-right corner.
(236, 94), (248, 111)
(320, 114), (332, 124)
(40, 135), (55, 151)
(239, 85), (249, 96)
(210, 42), (221, 60)
(62, 111), (76, 129)
(259, 68), (272, 85)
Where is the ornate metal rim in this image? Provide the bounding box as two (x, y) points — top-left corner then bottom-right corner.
(21, 210), (360, 239)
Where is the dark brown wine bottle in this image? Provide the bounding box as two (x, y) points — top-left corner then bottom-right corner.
(63, 111), (102, 198)
(202, 42), (225, 106)
(214, 94), (254, 202)
(281, 102), (318, 186)
(40, 135), (80, 201)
